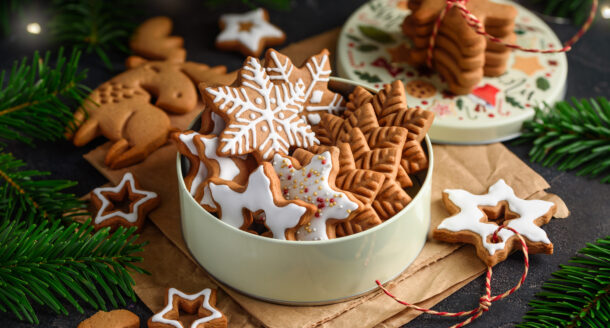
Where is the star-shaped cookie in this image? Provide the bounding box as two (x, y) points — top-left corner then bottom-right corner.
(148, 288), (227, 328)
(433, 179), (557, 267)
(216, 8), (285, 57)
(90, 172), (159, 232)
(272, 147), (361, 241)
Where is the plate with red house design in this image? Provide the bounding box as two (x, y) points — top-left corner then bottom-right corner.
(336, 0), (567, 144)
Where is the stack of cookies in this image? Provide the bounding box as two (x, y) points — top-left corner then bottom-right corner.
(173, 48), (434, 242)
(399, 0), (517, 94)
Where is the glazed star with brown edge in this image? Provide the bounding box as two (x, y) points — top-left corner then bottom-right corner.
(148, 287), (227, 328)
(90, 172), (159, 232)
(433, 179), (557, 267)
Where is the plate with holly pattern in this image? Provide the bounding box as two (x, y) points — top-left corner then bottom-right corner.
(336, 0), (567, 144)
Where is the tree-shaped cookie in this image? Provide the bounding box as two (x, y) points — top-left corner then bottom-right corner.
(433, 179), (557, 266)
(203, 57), (318, 161)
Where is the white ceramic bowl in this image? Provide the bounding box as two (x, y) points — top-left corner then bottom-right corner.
(178, 78), (433, 304)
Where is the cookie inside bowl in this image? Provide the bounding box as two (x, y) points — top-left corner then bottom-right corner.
(176, 75), (433, 304)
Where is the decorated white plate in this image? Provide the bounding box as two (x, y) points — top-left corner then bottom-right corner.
(336, 0), (567, 144)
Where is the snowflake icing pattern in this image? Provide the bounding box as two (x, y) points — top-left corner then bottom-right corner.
(205, 57), (319, 160)
(265, 49), (346, 124)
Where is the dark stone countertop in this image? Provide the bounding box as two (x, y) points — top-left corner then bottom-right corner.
(1, 0), (608, 327)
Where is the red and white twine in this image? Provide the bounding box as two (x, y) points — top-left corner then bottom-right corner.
(376, 225), (530, 328)
(425, 0), (599, 68)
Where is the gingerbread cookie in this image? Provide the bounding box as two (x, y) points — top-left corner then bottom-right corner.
(272, 148), (361, 241)
(70, 17), (233, 169)
(208, 163), (316, 240)
(90, 172), (160, 232)
(264, 49), (346, 124)
(130, 16), (186, 62)
(78, 309), (139, 328)
(398, 0), (517, 94)
(148, 288), (227, 328)
(193, 133), (255, 211)
(433, 179), (557, 267)
(216, 8), (285, 57)
(405, 80), (436, 99)
(203, 56), (318, 161)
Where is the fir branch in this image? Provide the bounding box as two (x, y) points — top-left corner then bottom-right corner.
(529, 0), (594, 25)
(0, 0), (33, 36)
(0, 151), (85, 224)
(0, 48), (89, 145)
(518, 98), (610, 183)
(518, 236), (610, 327)
(50, 0), (139, 69)
(0, 219), (148, 324)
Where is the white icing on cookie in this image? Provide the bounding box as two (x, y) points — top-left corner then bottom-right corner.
(272, 151), (358, 241)
(178, 131), (208, 196)
(151, 288), (222, 328)
(206, 57), (317, 160)
(92, 172), (158, 224)
(217, 8), (284, 54)
(209, 165), (307, 240)
(210, 112), (225, 136)
(310, 90), (324, 104)
(307, 113), (321, 125)
(438, 179), (555, 255)
(265, 50), (346, 124)
(199, 136), (240, 181)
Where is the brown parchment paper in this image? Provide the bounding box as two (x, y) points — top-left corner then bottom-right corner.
(83, 28), (569, 327)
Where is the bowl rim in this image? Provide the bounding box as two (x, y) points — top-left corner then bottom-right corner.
(177, 77), (434, 246)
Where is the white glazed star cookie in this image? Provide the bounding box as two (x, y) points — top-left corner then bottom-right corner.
(148, 288), (226, 328)
(433, 179), (557, 266)
(216, 8), (285, 57)
(208, 163), (316, 240)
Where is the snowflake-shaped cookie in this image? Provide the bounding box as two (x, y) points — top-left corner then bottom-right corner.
(148, 288), (226, 328)
(204, 57), (318, 161)
(272, 148), (360, 241)
(264, 49), (346, 124)
(216, 8), (285, 57)
(433, 179), (557, 267)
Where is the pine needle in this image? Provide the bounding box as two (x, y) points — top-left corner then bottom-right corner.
(518, 98), (610, 183)
(0, 219), (148, 324)
(530, 0), (593, 25)
(517, 236), (610, 327)
(0, 48), (89, 146)
(50, 0), (139, 69)
(0, 151), (86, 224)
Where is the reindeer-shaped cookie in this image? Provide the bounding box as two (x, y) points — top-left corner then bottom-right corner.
(69, 17), (235, 169)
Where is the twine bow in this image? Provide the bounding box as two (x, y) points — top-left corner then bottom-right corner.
(426, 0), (599, 68)
(376, 225), (530, 328)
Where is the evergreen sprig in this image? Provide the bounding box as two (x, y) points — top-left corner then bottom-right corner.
(518, 97), (610, 183)
(0, 48), (88, 146)
(0, 151), (85, 224)
(0, 219), (148, 324)
(50, 0), (139, 69)
(518, 236), (610, 327)
(530, 0), (594, 25)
